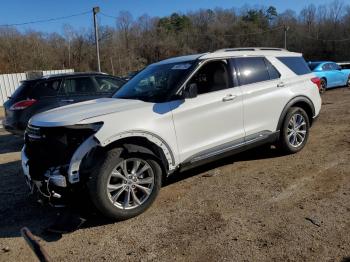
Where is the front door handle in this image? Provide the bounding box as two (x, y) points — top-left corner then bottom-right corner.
(277, 82), (285, 87)
(222, 94), (237, 102)
(61, 99), (74, 102)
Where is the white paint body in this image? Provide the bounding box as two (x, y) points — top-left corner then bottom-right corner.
(29, 49), (322, 171)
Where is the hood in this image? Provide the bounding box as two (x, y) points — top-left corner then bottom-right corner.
(30, 98), (146, 127)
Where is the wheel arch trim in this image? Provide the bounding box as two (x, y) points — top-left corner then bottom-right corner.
(100, 130), (176, 171)
(276, 96), (315, 131)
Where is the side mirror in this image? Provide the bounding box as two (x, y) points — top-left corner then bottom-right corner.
(183, 83), (198, 99)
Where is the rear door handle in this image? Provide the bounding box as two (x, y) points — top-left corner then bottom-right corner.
(61, 99), (74, 102)
(277, 82), (285, 87)
(222, 94), (237, 102)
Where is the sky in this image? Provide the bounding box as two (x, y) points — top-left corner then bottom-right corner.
(0, 0), (346, 33)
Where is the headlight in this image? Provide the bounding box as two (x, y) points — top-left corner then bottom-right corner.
(66, 122), (103, 132)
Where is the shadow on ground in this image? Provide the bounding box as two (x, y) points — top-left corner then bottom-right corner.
(0, 133), (23, 154)
(164, 145), (285, 186)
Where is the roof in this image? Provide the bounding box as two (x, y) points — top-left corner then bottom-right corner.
(42, 71), (109, 79)
(152, 47), (302, 66)
(200, 47), (301, 59)
(152, 54), (207, 65)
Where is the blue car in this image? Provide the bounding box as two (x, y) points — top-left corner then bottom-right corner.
(308, 61), (350, 93)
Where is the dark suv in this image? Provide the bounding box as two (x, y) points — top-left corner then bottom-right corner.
(3, 72), (125, 135)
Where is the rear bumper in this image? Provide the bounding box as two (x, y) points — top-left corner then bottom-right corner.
(4, 120), (24, 135)
(4, 107), (28, 135)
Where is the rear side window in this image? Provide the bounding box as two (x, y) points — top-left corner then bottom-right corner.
(31, 79), (61, 98)
(277, 57), (311, 75)
(61, 77), (96, 94)
(331, 63), (341, 70)
(265, 59), (281, 80)
(234, 57), (270, 85)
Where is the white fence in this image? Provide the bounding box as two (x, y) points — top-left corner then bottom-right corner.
(0, 69), (74, 106)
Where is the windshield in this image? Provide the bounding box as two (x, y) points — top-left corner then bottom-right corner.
(308, 62), (321, 70)
(113, 61), (196, 102)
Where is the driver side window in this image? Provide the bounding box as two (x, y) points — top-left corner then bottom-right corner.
(188, 60), (230, 95)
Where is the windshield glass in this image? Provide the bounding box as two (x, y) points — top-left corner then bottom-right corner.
(308, 62), (321, 70)
(113, 61), (196, 102)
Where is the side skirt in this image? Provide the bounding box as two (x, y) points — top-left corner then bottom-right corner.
(179, 131), (279, 172)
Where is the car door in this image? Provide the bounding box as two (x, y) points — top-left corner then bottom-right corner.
(323, 63), (338, 87)
(330, 63), (347, 86)
(231, 56), (287, 138)
(58, 76), (98, 106)
(171, 59), (244, 162)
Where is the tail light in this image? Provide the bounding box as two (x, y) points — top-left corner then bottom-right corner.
(10, 99), (37, 110)
(311, 77), (321, 90)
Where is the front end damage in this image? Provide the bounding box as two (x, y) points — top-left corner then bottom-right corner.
(22, 123), (102, 206)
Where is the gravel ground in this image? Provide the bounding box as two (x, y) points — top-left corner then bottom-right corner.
(0, 88), (349, 262)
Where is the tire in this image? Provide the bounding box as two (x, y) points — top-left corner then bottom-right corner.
(87, 147), (162, 220)
(319, 78), (327, 94)
(347, 76), (350, 89)
(278, 107), (310, 154)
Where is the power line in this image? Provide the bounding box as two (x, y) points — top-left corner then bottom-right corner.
(0, 11), (90, 27)
(100, 12), (118, 19)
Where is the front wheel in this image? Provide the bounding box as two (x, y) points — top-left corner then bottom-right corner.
(347, 76), (350, 89)
(278, 107), (310, 154)
(87, 148), (162, 220)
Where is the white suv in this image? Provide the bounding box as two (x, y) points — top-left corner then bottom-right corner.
(22, 48), (321, 219)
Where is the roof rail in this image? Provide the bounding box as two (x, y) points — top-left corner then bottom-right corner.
(214, 47), (287, 52)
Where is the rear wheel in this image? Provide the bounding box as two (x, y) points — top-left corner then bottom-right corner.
(319, 78), (327, 94)
(87, 148), (162, 220)
(278, 107), (310, 154)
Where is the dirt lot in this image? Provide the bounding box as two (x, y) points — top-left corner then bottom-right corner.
(0, 88), (349, 262)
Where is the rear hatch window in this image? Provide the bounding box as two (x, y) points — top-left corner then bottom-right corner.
(277, 57), (311, 75)
(9, 81), (37, 101)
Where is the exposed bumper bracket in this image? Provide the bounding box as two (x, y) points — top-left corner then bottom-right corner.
(67, 135), (98, 184)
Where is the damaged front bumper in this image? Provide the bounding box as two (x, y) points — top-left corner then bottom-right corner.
(21, 146), (69, 206)
(21, 134), (99, 207)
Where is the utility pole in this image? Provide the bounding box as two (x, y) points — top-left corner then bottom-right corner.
(110, 57), (115, 75)
(284, 25), (289, 50)
(93, 7), (101, 72)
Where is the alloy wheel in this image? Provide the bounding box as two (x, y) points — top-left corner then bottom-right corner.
(107, 158), (154, 210)
(287, 113), (307, 148)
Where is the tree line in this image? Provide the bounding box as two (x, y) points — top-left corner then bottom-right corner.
(0, 0), (349, 76)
